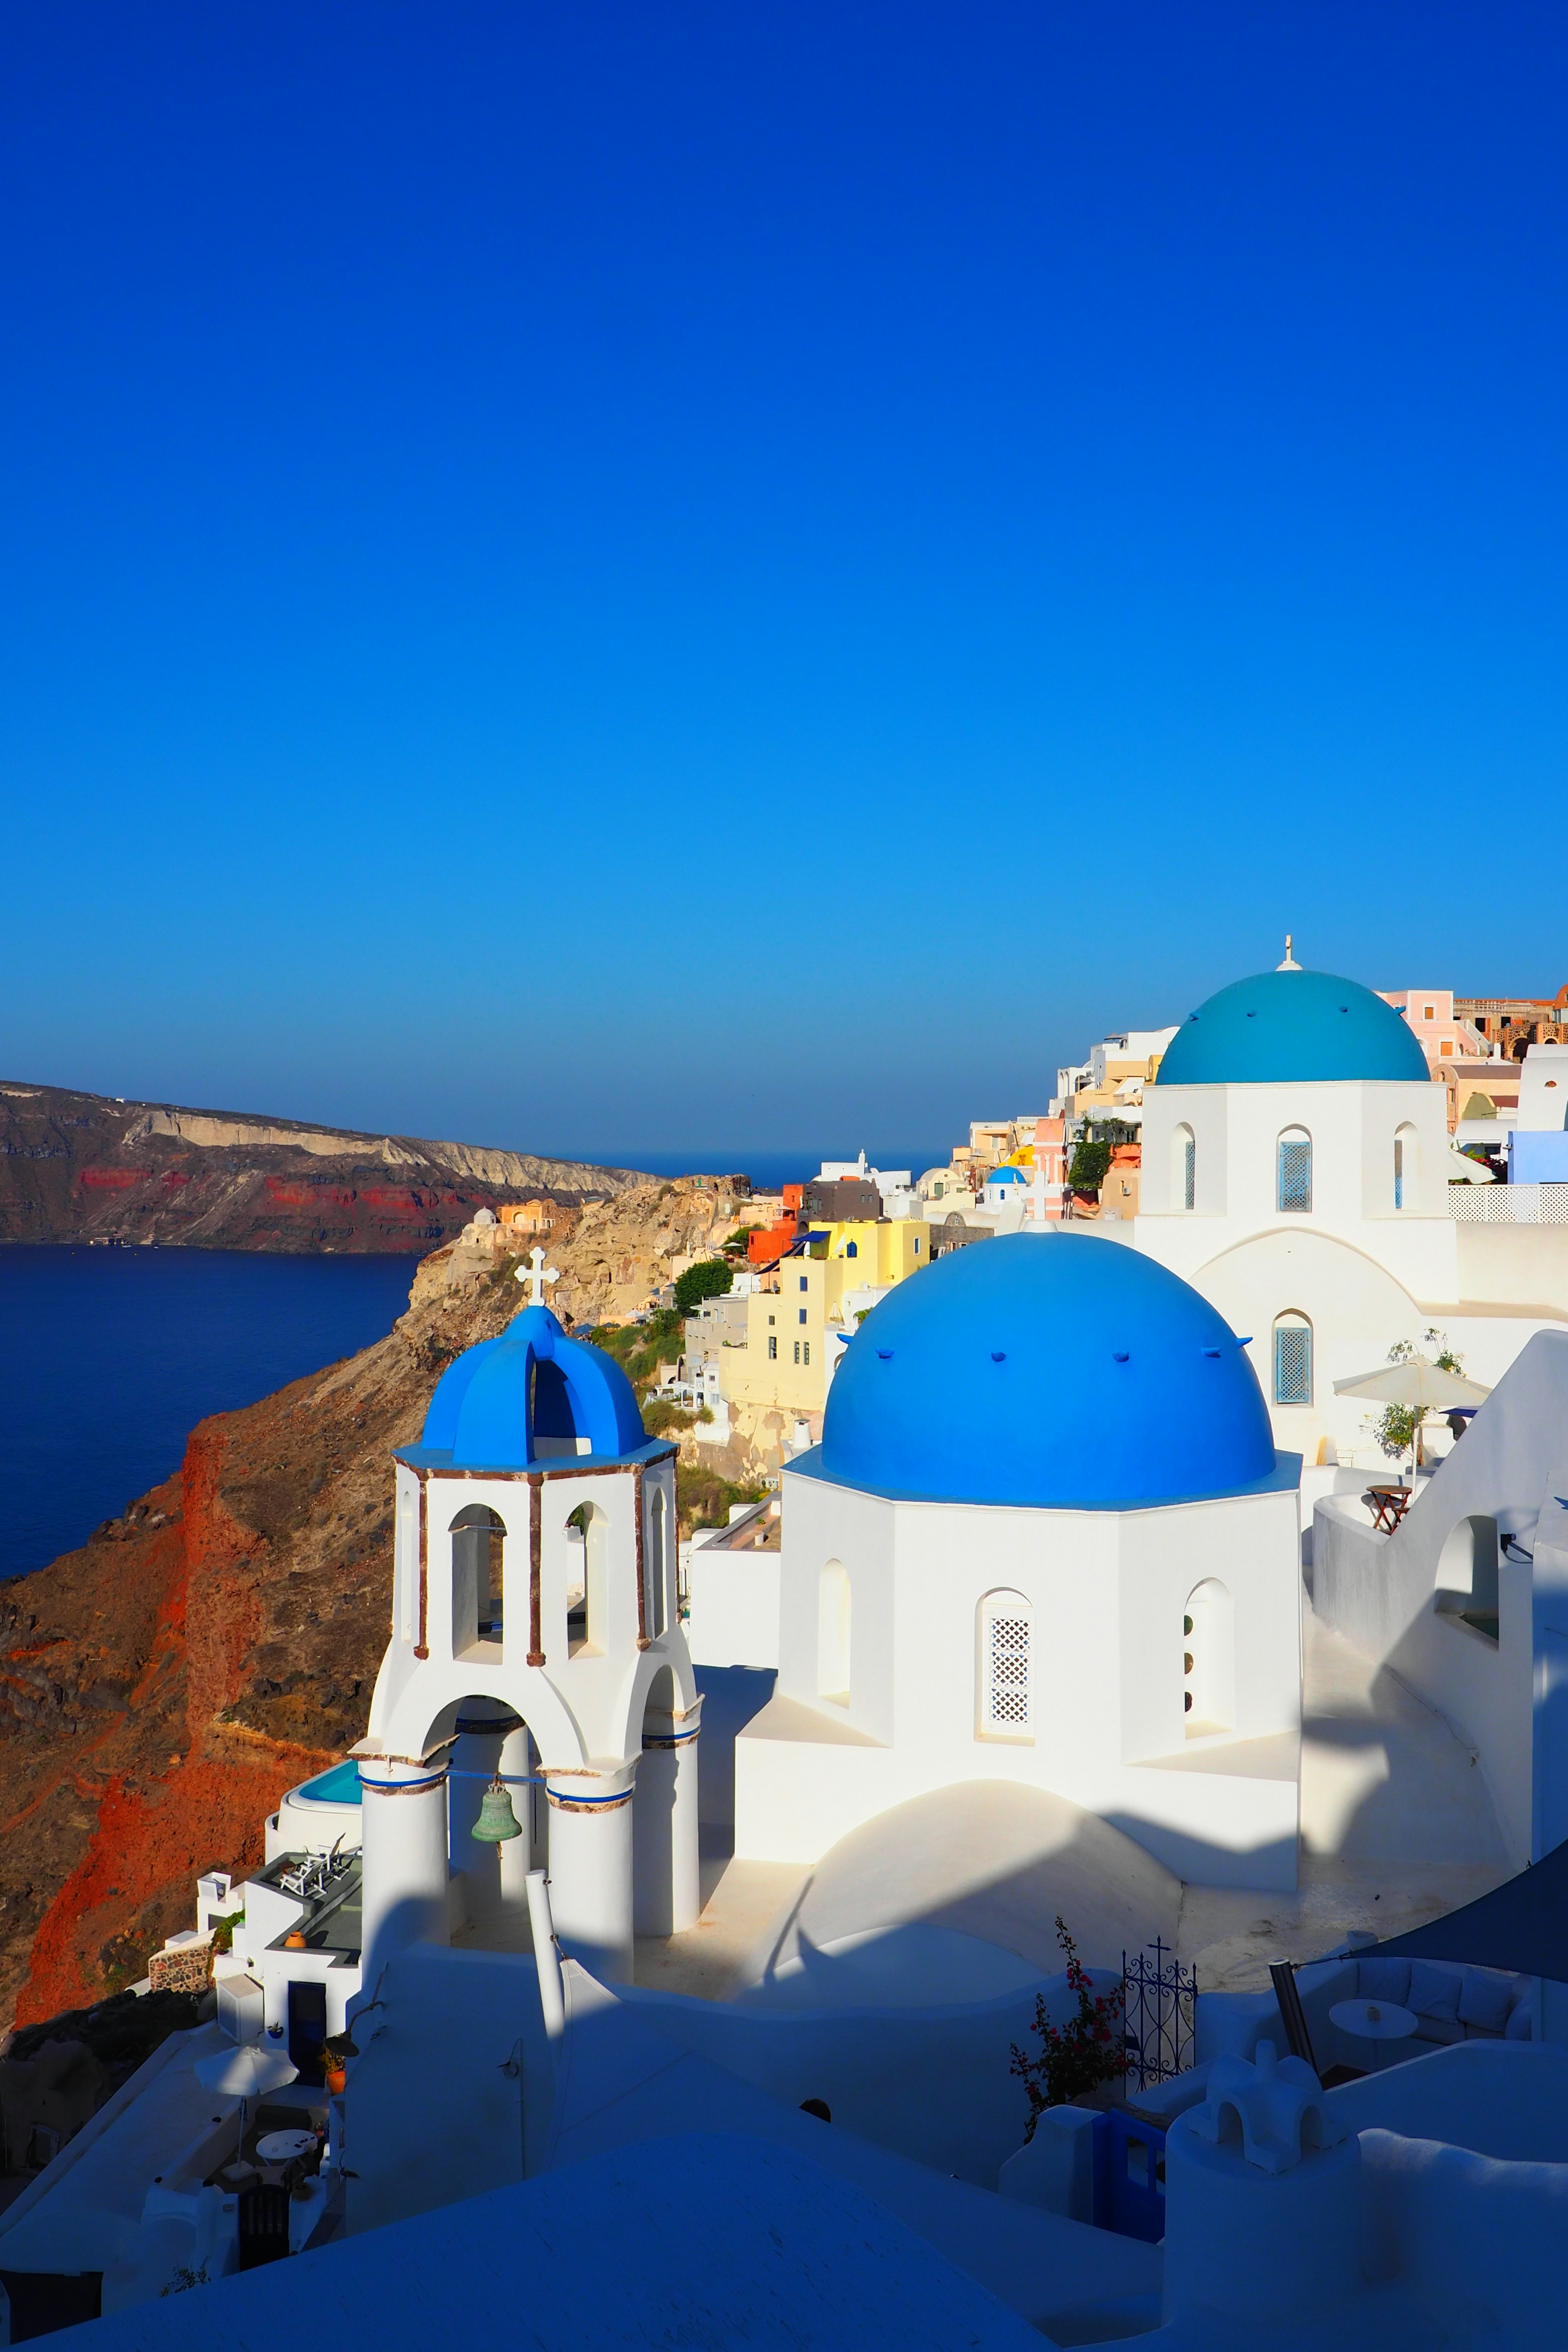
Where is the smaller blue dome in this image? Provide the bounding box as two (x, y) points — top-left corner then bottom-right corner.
(988, 1167), (1025, 1185)
(1154, 967), (1431, 1087)
(816, 1234), (1279, 1509)
(420, 1305), (646, 1470)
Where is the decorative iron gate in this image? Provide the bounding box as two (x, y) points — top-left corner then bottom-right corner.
(1121, 1937), (1196, 2089)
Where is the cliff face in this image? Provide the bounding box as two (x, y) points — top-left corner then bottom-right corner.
(0, 1080), (645, 1252)
(0, 1179), (746, 2030)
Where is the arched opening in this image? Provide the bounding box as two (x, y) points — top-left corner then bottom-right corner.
(1172, 1123), (1196, 1212)
(439, 1697), (543, 1935)
(1277, 1126), (1312, 1214)
(977, 1588), (1033, 1739)
(1394, 1122), (1419, 1212)
(648, 1486), (669, 1639)
(1183, 1579), (1234, 1736)
(817, 1561), (851, 1704)
(1272, 1310), (1313, 1407)
(1437, 1514), (1500, 1643)
(633, 1663), (698, 1936)
(450, 1506), (506, 1654)
(563, 1502), (608, 1656)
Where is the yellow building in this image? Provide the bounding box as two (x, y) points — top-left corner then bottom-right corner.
(719, 1218), (931, 1423)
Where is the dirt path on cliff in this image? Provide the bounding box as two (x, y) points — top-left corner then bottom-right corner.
(0, 1180), (744, 2028)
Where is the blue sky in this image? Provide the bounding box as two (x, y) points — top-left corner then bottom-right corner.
(3, 4), (1565, 1168)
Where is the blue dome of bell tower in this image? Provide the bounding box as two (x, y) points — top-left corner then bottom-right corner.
(416, 1305), (647, 1472)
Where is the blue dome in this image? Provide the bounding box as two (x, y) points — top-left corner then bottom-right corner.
(815, 1234), (1279, 1509)
(419, 1305), (646, 1470)
(988, 1167), (1025, 1185)
(1154, 967), (1430, 1087)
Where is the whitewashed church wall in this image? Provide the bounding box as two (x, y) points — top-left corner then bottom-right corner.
(1116, 1489), (1300, 1763)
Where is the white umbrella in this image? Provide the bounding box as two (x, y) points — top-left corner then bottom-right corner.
(1334, 1355), (1492, 1475)
(196, 2041), (298, 2152)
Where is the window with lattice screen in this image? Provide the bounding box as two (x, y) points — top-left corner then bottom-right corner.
(979, 1595), (1032, 1736)
(1277, 1131), (1312, 1213)
(1273, 1318), (1312, 1405)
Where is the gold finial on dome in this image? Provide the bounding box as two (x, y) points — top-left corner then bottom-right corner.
(1278, 933), (1301, 972)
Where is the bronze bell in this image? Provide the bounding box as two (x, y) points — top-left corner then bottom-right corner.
(471, 1777), (523, 1844)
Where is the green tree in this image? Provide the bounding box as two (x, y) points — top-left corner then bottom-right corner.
(1372, 1327), (1464, 1460)
(1067, 1137), (1112, 1195)
(674, 1258), (734, 1314)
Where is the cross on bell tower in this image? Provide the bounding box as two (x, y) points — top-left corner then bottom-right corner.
(516, 1245), (561, 1307)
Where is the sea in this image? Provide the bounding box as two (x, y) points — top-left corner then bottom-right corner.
(0, 1247), (420, 1581)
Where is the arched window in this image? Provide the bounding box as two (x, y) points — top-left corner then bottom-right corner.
(1394, 1123), (1418, 1212)
(1277, 1127), (1312, 1213)
(844, 1239), (858, 1258)
(817, 1561), (851, 1703)
(977, 1589), (1033, 1738)
(648, 1486), (668, 1639)
(1183, 1579), (1234, 1736)
(564, 1502), (607, 1656)
(1273, 1311), (1313, 1406)
(450, 1505), (506, 1653)
(1173, 1123), (1196, 1212)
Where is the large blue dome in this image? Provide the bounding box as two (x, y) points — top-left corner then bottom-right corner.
(814, 1234), (1281, 1510)
(416, 1305), (646, 1470)
(1154, 967), (1430, 1087)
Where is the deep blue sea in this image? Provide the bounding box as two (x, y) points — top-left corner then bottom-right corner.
(0, 1247), (420, 1580)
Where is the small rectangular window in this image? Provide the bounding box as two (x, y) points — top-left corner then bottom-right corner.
(1278, 1140), (1312, 1213)
(1274, 1325), (1311, 1405)
(799, 1275), (808, 1292)
(768, 1335), (777, 1359)
(1183, 1136), (1195, 1212)
(799, 1307), (807, 1324)
(803, 1341), (811, 1365)
(793, 1341), (800, 1363)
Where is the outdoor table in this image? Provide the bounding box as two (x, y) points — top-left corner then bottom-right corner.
(1364, 1486), (1412, 1533)
(255, 2128), (318, 2165)
(1329, 1998), (1417, 2069)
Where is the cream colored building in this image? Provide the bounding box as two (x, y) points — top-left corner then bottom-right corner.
(719, 1218), (932, 1431)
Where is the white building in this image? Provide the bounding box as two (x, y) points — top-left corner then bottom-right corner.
(733, 1232), (1306, 1889)
(1127, 955), (1568, 1470)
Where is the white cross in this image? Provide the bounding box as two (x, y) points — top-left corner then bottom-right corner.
(515, 1245), (561, 1307)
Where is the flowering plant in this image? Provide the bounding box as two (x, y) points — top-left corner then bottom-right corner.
(1009, 1915), (1128, 2141)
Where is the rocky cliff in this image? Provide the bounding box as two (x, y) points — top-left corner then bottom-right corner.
(0, 1080), (645, 1252)
(0, 1179), (746, 2030)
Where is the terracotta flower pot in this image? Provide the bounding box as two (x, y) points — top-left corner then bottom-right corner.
(325, 2065), (347, 2096)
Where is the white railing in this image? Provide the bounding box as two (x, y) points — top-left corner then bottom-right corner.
(1449, 1182), (1568, 1225)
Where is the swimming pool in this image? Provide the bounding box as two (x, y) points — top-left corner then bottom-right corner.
(294, 1759), (363, 1805)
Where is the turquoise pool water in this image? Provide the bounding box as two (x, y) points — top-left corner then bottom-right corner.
(296, 1759), (363, 1805)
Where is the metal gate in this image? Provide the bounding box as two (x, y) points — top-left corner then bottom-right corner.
(1121, 1936), (1196, 2090)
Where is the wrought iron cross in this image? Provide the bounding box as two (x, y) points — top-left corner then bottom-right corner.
(516, 1245), (561, 1307)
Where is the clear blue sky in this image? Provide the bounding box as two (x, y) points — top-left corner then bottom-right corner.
(4, 4), (1565, 1169)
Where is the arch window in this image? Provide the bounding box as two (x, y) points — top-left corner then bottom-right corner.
(564, 1502), (607, 1656)
(1436, 1514), (1500, 1643)
(1173, 1123), (1196, 1212)
(450, 1505), (505, 1653)
(1183, 1579), (1234, 1736)
(1277, 1127), (1312, 1213)
(1272, 1312), (1312, 1406)
(1394, 1123), (1418, 1212)
(817, 1561), (851, 1704)
(978, 1590), (1033, 1738)
(648, 1486), (669, 1639)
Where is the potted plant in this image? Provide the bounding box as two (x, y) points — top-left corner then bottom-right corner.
(1009, 1916), (1129, 2141)
(322, 2030), (358, 2096)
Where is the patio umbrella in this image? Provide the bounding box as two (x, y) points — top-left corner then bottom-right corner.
(195, 2041), (298, 2149)
(1333, 1355), (1492, 1473)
